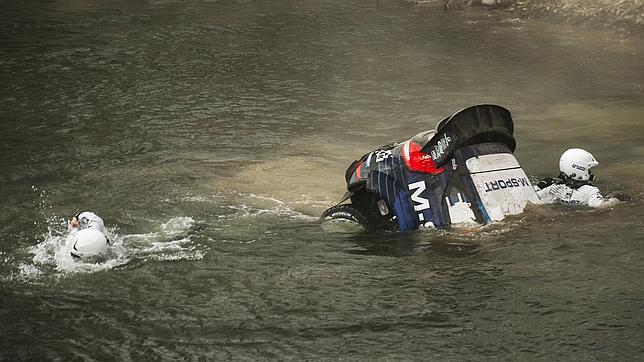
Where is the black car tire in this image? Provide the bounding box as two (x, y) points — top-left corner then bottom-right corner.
(320, 204), (370, 225)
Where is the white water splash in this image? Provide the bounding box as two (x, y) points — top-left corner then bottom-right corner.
(16, 216), (202, 281)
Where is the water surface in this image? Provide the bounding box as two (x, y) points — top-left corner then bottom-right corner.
(1, 0), (643, 359)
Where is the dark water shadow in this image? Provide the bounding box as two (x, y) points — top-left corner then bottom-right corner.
(337, 227), (483, 258)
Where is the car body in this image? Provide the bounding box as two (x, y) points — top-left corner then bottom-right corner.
(322, 104), (539, 231)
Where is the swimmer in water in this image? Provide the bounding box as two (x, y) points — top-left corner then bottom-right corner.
(69, 211), (111, 244)
(534, 148), (627, 208)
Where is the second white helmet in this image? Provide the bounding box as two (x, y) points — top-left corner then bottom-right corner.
(559, 148), (599, 182)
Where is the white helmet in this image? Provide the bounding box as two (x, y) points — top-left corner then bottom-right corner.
(69, 229), (108, 258)
(559, 148), (599, 182)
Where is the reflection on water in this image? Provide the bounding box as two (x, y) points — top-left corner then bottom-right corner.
(0, 0), (643, 359)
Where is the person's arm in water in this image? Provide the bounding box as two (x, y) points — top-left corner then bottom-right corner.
(586, 187), (620, 208)
(533, 177), (558, 204)
(69, 215), (80, 229)
(535, 177), (557, 190)
(68, 212), (111, 243)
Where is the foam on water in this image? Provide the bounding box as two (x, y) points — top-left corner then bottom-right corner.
(15, 216), (202, 281)
(8, 188), (331, 284)
(172, 191), (321, 221)
(224, 193), (318, 221)
(13, 189), (322, 282)
(121, 216), (204, 262)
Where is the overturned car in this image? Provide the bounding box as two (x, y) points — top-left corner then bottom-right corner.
(321, 104), (539, 231)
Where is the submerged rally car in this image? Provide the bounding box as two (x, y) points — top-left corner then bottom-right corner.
(321, 104), (539, 231)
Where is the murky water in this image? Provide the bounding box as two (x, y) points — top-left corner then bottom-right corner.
(1, 0), (643, 359)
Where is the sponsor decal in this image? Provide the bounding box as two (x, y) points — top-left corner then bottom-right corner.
(572, 164), (586, 171)
(430, 133), (452, 160)
(409, 181), (429, 211)
(408, 181), (431, 224)
(332, 212), (358, 222)
(484, 177), (531, 192)
(375, 149), (393, 163)
(563, 199), (581, 204)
